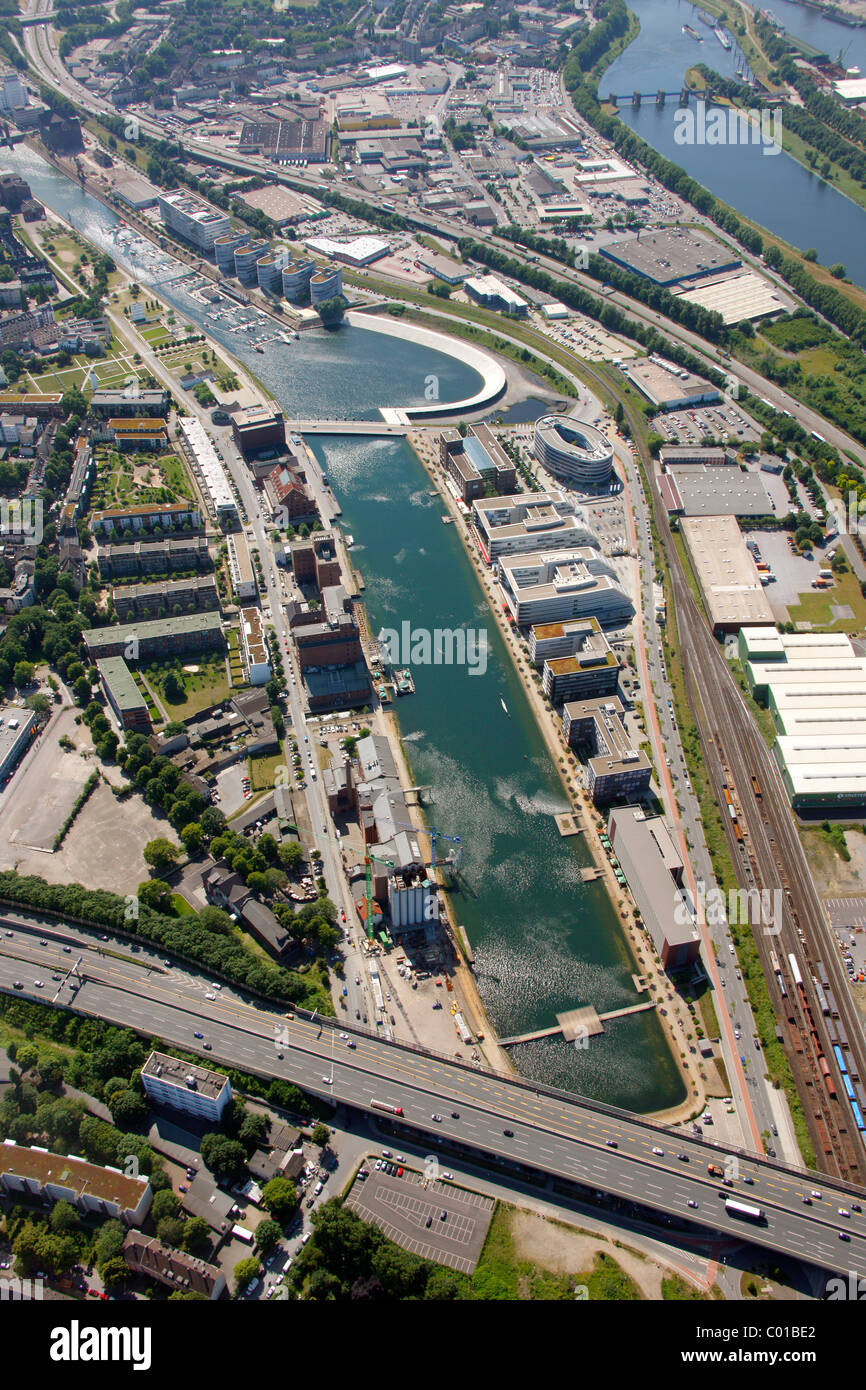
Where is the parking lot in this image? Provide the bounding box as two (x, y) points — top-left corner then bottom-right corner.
(653, 403), (760, 445)
(345, 1162), (494, 1274)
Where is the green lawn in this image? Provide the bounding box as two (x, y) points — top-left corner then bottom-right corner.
(145, 655), (231, 718)
(787, 567), (866, 633)
(249, 750), (285, 791)
(171, 893), (196, 916)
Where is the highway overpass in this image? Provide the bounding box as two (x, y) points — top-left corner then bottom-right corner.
(0, 911), (864, 1279)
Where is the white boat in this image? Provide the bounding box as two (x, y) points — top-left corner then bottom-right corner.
(345, 534), (355, 548)
(501, 698), (509, 716)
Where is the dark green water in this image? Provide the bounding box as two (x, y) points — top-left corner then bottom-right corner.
(314, 436), (684, 1112)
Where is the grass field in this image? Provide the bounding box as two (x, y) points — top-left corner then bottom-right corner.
(146, 655), (231, 718)
(249, 750), (284, 791)
(787, 567), (866, 632)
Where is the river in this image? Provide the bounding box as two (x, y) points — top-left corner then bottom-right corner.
(601, 0), (866, 288)
(1, 143), (685, 1112)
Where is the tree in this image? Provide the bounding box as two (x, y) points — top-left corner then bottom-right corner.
(181, 1217), (211, 1255)
(278, 841), (304, 872)
(137, 879), (172, 913)
(233, 1256), (261, 1293)
(13, 660), (35, 687)
(108, 1088), (147, 1130)
(157, 1216), (185, 1248)
(143, 838), (180, 874)
(49, 1200), (79, 1235)
(95, 1219), (126, 1270)
(316, 296), (346, 326)
(261, 1176), (298, 1223)
(180, 822), (204, 856)
(200, 1133), (248, 1182)
(311, 1123), (331, 1148)
(100, 1256), (131, 1290)
(152, 1188), (180, 1223)
(198, 905), (233, 935)
(254, 1219), (282, 1254)
(162, 669), (185, 702)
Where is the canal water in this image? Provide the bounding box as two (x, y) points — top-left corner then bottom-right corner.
(3, 144), (685, 1111)
(601, 0), (866, 288)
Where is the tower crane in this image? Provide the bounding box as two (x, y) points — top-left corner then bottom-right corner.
(390, 819), (462, 873)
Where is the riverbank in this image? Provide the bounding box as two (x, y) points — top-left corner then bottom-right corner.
(405, 427), (700, 1127)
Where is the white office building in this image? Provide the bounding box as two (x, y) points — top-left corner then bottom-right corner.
(498, 549), (632, 627)
(157, 192), (231, 251)
(472, 491), (596, 561)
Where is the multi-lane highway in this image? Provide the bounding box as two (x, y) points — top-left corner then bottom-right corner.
(1, 913), (865, 1277)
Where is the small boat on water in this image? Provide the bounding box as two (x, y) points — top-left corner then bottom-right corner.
(396, 668), (415, 696)
(345, 534), (355, 548)
(682, 23), (702, 38)
(501, 698), (509, 716)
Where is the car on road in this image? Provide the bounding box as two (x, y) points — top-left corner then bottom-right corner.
(301, 1232), (311, 1246)
(203, 1042), (212, 1051)
(677, 1153), (689, 1162)
(33, 980), (43, 988)
(321, 1075), (332, 1084)
(687, 1199), (698, 1208)
(839, 1231), (851, 1241)
(194, 1031), (203, 1039)
(811, 1189), (822, 1199)
(63, 946), (71, 953)
(443, 1171), (454, 1180)
(838, 1208), (850, 1217)
(12, 981), (22, 990)
(652, 1147), (664, 1156)
(205, 992), (215, 1000)
(605, 1138), (617, 1148)
(3, 931), (11, 937)
(39, 939), (47, 945)
(431, 1113), (442, 1122)
(346, 1039), (356, 1049)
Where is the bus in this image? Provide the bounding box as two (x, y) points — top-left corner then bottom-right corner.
(810, 430), (825, 443)
(725, 1199), (764, 1222)
(370, 1099), (404, 1116)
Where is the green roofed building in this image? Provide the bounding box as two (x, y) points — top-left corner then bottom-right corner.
(83, 610), (224, 660)
(96, 656), (151, 732)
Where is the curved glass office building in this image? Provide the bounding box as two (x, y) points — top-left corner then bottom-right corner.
(534, 415), (614, 490)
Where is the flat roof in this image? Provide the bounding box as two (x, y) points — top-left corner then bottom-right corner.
(609, 806), (698, 949)
(600, 227), (740, 285)
(142, 1051), (230, 1101)
(667, 468), (773, 518)
(96, 657), (149, 713)
(624, 358), (720, 407)
(677, 271), (787, 324)
(679, 516), (774, 628)
(0, 1140), (148, 1209)
(84, 611), (223, 646)
(0, 706), (36, 762)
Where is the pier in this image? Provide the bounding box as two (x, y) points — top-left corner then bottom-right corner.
(499, 999), (656, 1047)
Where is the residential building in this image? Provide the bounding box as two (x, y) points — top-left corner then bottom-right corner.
(0, 304), (56, 349)
(91, 503), (201, 537)
(96, 656), (151, 732)
(123, 1233), (226, 1300)
(226, 531), (256, 602)
(96, 536), (211, 579)
(89, 388), (170, 418)
(282, 257), (316, 303)
(141, 1052), (232, 1122)
(240, 605), (271, 684)
(0, 1140), (152, 1226)
(176, 417), (238, 528)
(112, 574), (219, 620)
(82, 610), (224, 660)
(310, 265), (343, 305)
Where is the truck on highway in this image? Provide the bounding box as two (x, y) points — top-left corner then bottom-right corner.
(725, 1199), (764, 1223)
(708, 1163), (724, 1177)
(370, 1099), (404, 1116)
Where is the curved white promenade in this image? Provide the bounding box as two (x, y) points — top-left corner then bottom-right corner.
(347, 311), (507, 419)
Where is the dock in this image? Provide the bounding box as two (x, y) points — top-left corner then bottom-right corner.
(579, 866), (603, 882)
(499, 1000), (655, 1047)
(555, 813), (585, 837)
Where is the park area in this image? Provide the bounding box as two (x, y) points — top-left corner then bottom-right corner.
(144, 653), (232, 719)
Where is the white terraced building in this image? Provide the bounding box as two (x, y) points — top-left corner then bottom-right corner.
(498, 549), (632, 627)
(157, 191), (230, 251)
(738, 627), (866, 809)
(176, 417), (237, 528)
(471, 490), (598, 561)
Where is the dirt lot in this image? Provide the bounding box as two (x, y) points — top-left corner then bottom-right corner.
(802, 825), (866, 897)
(509, 1208), (704, 1299)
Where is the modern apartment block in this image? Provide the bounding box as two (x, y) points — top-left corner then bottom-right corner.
(176, 417), (238, 528)
(439, 425), (517, 504)
(97, 536), (211, 579)
(226, 531), (257, 602)
(562, 694), (652, 805)
(83, 610), (224, 660)
(539, 619), (621, 703)
(141, 1052), (232, 1122)
(157, 191), (231, 250)
(91, 503), (201, 537)
(240, 605), (271, 684)
(89, 388), (170, 418)
(112, 574), (219, 621)
(96, 656), (151, 732)
(289, 533), (341, 590)
(0, 1141), (153, 1226)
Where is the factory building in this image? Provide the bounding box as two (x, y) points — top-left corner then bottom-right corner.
(623, 357), (721, 412)
(533, 415), (614, 491)
(498, 549), (632, 628)
(679, 516), (775, 633)
(176, 417), (238, 528)
(157, 191), (230, 251)
(141, 1052), (232, 1123)
(96, 656), (151, 732)
(305, 235), (390, 267)
(608, 806), (701, 971)
(738, 627), (866, 809)
(563, 695), (652, 805)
